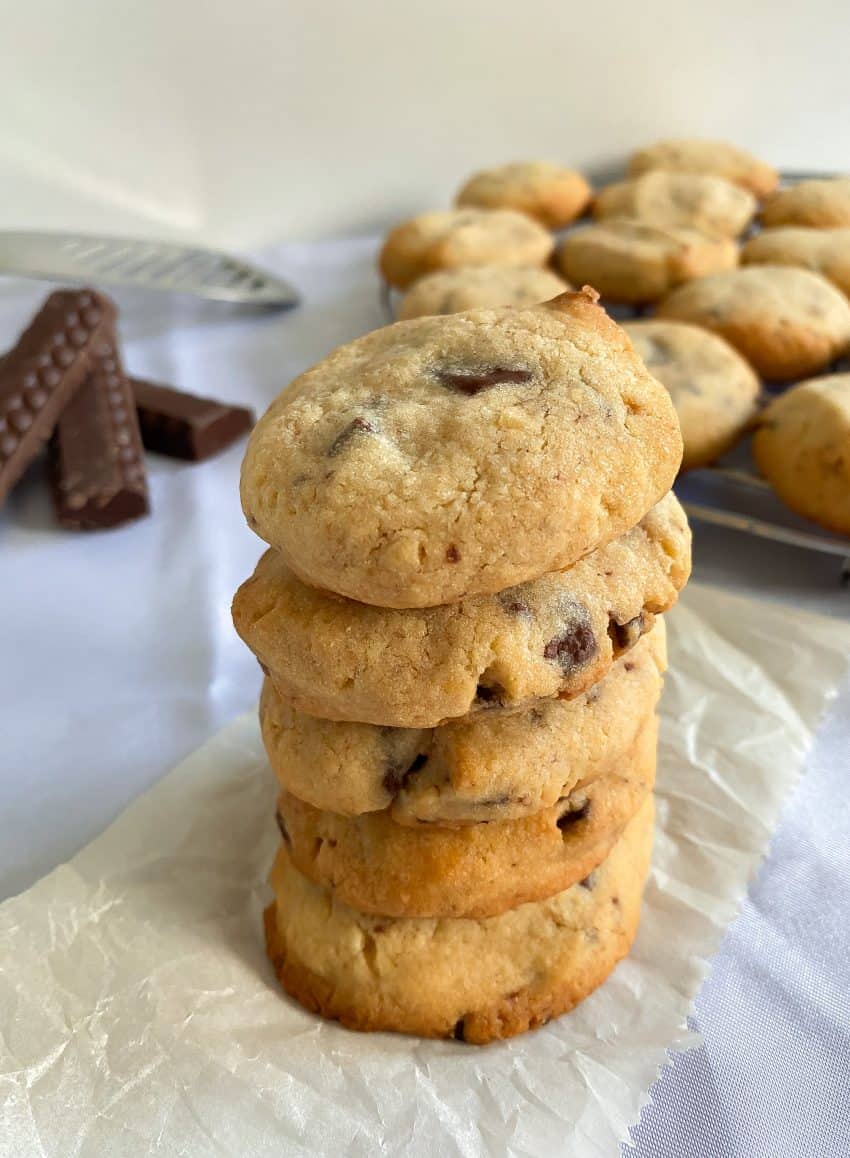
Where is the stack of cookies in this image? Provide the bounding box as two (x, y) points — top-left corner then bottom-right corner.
(232, 288), (691, 1043)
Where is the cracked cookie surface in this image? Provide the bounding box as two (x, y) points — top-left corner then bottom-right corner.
(624, 319), (760, 470)
(233, 492), (690, 728)
(264, 795), (654, 1042)
(240, 290), (683, 608)
(260, 624), (665, 823)
(274, 719), (656, 919)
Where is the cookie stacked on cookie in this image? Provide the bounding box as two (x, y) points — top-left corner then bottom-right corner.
(233, 288), (691, 1042)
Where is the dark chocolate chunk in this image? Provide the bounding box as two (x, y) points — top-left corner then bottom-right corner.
(131, 377), (254, 461)
(382, 752), (429, 796)
(543, 622), (597, 672)
(49, 333), (149, 530)
(608, 613), (646, 652)
(500, 594), (533, 619)
(445, 544), (460, 563)
(556, 799), (591, 831)
(437, 367), (533, 396)
(327, 415), (377, 457)
(0, 289), (114, 509)
(474, 682), (505, 707)
(579, 872), (596, 890)
(453, 1018), (466, 1042)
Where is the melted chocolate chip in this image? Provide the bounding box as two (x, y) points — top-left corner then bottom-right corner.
(608, 613), (645, 652)
(556, 799), (591, 831)
(500, 594), (533, 619)
(474, 682), (505, 707)
(453, 1018), (467, 1041)
(579, 872), (596, 890)
(543, 621), (597, 673)
(623, 661), (635, 672)
(382, 752), (430, 796)
(275, 811), (291, 846)
(437, 367), (533, 396)
(328, 416), (377, 456)
(445, 544), (460, 563)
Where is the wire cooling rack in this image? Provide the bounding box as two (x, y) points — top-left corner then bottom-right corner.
(380, 170), (850, 584)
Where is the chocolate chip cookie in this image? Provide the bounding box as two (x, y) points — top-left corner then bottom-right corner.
(378, 209), (554, 290)
(761, 177), (850, 229)
(624, 319), (760, 470)
(454, 161), (592, 229)
(240, 290), (683, 608)
(233, 492), (690, 727)
(741, 227), (850, 298)
(657, 266), (850, 380)
(274, 718), (655, 919)
(627, 138), (779, 199)
(260, 625), (665, 824)
(397, 265), (569, 320)
(594, 172), (756, 238)
(264, 795), (654, 1042)
(556, 220), (738, 304)
(753, 373), (850, 535)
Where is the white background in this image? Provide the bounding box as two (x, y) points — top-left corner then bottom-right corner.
(2, 0), (850, 244)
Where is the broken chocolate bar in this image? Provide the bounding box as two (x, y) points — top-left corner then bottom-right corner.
(49, 331), (150, 530)
(0, 289), (114, 509)
(131, 377), (254, 461)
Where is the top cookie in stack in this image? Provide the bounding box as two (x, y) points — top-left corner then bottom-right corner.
(240, 289), (683, 609)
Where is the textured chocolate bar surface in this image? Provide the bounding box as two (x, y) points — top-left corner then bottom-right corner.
(49, 333), (149, 530)
(0, 289), (114, 507)
(132, 377), (254, 461)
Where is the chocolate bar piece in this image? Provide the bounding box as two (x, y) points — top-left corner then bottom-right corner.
(49, 331), (150, 530)
(0, 289), (114, 508)
(131, 378), (254, 461)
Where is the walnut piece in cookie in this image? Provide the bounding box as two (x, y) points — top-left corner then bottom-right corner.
(239, 289), (683, 608)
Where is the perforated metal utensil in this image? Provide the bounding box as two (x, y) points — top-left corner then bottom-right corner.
(0, 231), (299, 308)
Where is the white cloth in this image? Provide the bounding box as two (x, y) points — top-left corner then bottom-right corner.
(1, 239), (849, 1156)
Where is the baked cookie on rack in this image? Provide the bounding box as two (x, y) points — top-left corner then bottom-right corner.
(264, 796), (655, 1042)
(378, 209), (554, 289)
(761, 177), (850, 229)
(657, 266), (850, 380)
(556, 219), (738, 304)
(240, 290), (683, 608)
(233, 493), (690, 728)
(454, 161), (592, 229)
(260, 625), (665, 824)
(594, 172), (756, 238)
(624, 319), (760, 469)
(753, 374), (850, 535)
(397, 265), (569, 319)
(627, 137), (778, 198)
(742, 227), (850, 297)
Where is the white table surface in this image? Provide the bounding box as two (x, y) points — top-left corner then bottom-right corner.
(2, 238), (849, 1156)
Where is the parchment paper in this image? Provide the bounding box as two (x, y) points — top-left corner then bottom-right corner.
(1, 582), (848, 1158)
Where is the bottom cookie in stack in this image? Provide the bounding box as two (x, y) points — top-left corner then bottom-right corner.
(265, 795), (654, 1044)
